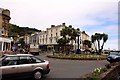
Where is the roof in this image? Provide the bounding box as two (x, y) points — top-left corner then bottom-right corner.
(0, 8), (4, 14)
(0, 37), (12, 43)
(0, 8), (10, 17)
(16, 54), (33, 56)
(82, 31), (89, 37)
(3, 54), (33, 57)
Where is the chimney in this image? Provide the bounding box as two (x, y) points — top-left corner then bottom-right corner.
(51, 25), (55, 28)
(62, 23), (65, 26)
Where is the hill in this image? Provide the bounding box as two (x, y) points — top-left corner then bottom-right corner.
(8, 23), (41, 37)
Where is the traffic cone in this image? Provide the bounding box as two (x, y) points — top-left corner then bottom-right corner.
(97, 58), (99, 61)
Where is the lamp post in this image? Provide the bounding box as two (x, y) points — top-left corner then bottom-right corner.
(76, 31), (81, 54)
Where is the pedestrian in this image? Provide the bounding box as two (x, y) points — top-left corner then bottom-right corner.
(52, 48), (55, 55)
(22, 49), (25, 54)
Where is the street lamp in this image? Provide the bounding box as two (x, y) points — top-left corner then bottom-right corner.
(76, 31), (81, 54)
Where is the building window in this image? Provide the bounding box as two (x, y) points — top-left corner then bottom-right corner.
(2, 27), (4, 34)
(55, 38), (58, 43)
(51, 39), (52, 43)
(46, 38), (47, 43)
(46, 35), (47, 44)
(51, 34), (52, 37)
(3, 42), (5, 51)
(49, 38), (52, 43)
(56, 33), (57, 36)
(43, 39), (44, 44)
(0, 42), (2, 51)
(40, 39), (41, 43)
(51, 30), (52, 32)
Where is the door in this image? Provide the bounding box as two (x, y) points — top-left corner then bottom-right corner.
(1, 56), (19, 78)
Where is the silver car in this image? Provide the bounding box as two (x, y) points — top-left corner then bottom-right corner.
(0, 54), (50, 80)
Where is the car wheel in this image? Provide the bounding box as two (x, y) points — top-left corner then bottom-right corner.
(33, 70), (42, 80)
(109, 60), (114, 63)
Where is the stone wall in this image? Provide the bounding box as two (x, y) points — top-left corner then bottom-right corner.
(102, 65), (120, 80)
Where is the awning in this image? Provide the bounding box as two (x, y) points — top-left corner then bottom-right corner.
(0, 37), (12, 43)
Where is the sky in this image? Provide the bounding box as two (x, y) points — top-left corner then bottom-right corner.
(0, 0), (119, 50)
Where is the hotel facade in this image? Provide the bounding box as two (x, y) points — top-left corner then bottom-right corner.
(27, 23), (89, 52)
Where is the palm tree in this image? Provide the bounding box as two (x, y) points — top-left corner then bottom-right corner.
(91, 33), (108, 54)
(100, 33), (108, 52)
(59, 26), (71, 54)
(68, 25), (78, 51)
(91, 35), (97, 52)
(57, 37), (69, 54)
(95, 33), (102, 53)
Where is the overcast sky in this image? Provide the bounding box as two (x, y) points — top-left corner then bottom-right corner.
(0, 0), (118, 50)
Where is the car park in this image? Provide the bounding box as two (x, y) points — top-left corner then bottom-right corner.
(106, 52), (120, 63)
(0, 54), (50, 80)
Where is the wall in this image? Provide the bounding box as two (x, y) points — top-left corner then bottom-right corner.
(0, 15), (2, 35)
(102, 65), (120, 80)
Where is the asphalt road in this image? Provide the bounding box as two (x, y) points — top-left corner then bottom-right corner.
(37, 54), (109, 79)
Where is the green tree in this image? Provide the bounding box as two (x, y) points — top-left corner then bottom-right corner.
(83, 40), (92, 48)
(57, 37), (70, 54)
(57, 25), (80, 55)
(19, 38), (25, 48)
(82, 40), (92, 53)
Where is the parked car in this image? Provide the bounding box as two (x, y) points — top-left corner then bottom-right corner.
(0, 54), (50, 80)
(106, 52), (120, 63)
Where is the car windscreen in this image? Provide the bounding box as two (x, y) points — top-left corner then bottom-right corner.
(110, 52), (119, 55)
(30, 56), (45, 63)
(115, 53), (120, 56)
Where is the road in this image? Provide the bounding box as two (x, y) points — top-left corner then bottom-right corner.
(4, 53), (109, 80)
(37, 54), (109, 79)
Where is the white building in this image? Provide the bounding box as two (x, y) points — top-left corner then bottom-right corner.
(39, 23), (65, 51)
(28, 23), (90, 52)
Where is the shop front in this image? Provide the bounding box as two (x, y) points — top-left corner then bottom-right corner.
(0, 37), (12, 55)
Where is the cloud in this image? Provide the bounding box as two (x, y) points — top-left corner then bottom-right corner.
(0, 0), (118, 29)
(0, 0), (118, 50)
(104, 39), (118, 50)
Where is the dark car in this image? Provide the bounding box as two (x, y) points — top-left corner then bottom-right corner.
(0, 54), (50, 80)
(107, 52), (120, 63)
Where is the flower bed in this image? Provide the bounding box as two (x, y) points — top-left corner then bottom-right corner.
(82, 62), (120, 80)
(47, 54), (107, 60)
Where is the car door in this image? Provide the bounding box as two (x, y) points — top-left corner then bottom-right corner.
(16, 56), (44, 76)
(16, 56), (35, 76)
(1, 56), (19, 78)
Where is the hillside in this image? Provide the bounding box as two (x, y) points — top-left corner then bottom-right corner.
(8, 23), (41, 37)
